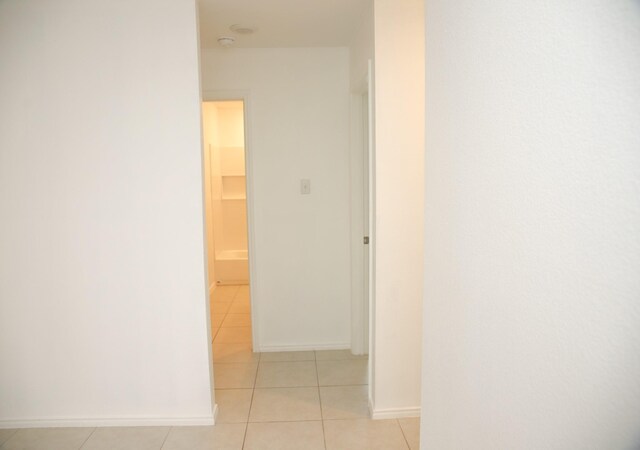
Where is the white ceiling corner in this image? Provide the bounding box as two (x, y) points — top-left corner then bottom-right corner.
(198, 0), (370, 49)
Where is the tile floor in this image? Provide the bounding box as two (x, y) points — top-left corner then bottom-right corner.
(0, 286), (420, 449)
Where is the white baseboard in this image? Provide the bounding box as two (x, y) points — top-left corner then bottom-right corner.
(370, 406), (421, 420)
(257, 342), (350, 353)
(0, 415), (215, 429)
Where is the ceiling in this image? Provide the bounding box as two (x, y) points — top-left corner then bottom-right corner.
(198, 0), (370, 49)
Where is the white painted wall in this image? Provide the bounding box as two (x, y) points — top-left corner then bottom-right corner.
(372, 0), (425, 417)
(0, 0), (214, 426)
(349, 1), (374, 91)
(422, 1), (640, 448)
(201, 48), (352, 351)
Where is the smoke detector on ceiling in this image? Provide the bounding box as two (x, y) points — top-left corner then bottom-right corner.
(217, 36), (235, 47)
(230, 24), (257, 35)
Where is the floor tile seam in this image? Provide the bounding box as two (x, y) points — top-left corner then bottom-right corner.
(254, 383), (320, 389)
(76, 426), (97, 450)
(241, 382), (257, 449)
(247, 418), (325, 424)
(240, 416), (250, 450)
(211, 308), (231, 342)
(0, 429), (19, 447)
(314, 359), (328, 450)
(396, 419), (412, 450)
(158, 425), (173, 450)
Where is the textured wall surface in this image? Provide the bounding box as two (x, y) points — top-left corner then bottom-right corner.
(422, 1), (640, 448)
(0, 0), (213, 426)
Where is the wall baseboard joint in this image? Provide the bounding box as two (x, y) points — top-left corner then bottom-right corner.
(257, 342), (350, 353)
(370, 406), (421, 420)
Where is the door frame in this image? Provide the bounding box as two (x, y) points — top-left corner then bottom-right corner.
(350, 61), (375, 363)
(202, 90), (260, 352)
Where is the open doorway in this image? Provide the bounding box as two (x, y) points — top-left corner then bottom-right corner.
(202, 100), (253, 353)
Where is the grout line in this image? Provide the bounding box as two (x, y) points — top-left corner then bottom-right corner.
(240, 291), (256, 450)
(314, 359), (328, 450)
(159, 426), (172, 450)
(245, 419), (327, 424)
(241, 376), (256, 449)
(77, 427), (96, 449)
(397, 419), (412, 450)
(0, 428), (19, 447)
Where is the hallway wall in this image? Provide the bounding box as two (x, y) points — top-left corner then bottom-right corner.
(201, 48), (352, 350)
(0, 0), (213, 426)
(422, 1), (640, 448)
(371, 0), (425, 417)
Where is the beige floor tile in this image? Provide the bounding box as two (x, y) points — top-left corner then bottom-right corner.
(315, 350), (368, 361)
(255, 361), (318, 388)
(221, 314), (251, 327)
(323, 419), (409, 450)
(80, 426), (169, 450)
(210, 313), (225, 328)
(213, 362), (258, 389)
(212, 286), (239, 301)
(398, 417), (420, 450)
(232, 294), (250, 306)
(2, 427), (95, 450)
(317, 360), (368, 386)
(212, 343), (259, 363)
(259, 351), (315, 362)
(249, 387), (321, 422)
(0, 429), (18, 446)
(161, 424), (245, 450)
(210, 302), (231, 314)
(214, 389), (253, 423)
(234, 286), (250, 300)
(211, 327), (220, 342)
(227, 301), (250, 314)
(214, 327), (252, 344)
(320, 385), (369, 419)
(244, 421), (325, 450)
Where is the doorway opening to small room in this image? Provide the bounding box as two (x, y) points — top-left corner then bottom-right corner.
(202, 100), (254, 359)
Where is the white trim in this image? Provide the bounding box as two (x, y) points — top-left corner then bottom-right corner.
(370, 407), (420, 420)
(257, 342), (350, 353)
(212, 403), (219, 424)
(366, 58), (377, 414)
(0, 416), (215, 429)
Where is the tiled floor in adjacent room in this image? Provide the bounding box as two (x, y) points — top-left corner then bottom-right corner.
(0, 285), (420, 449)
